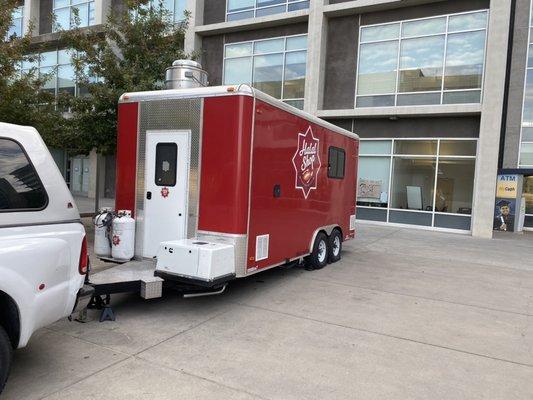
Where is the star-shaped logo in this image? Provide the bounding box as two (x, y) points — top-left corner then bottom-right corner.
(291, 126), (321, 199)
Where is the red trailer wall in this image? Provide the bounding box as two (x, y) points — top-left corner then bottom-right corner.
(115, 102), (139, 215)
(197, 95), (254, 234)
(247, 100), (358, 271)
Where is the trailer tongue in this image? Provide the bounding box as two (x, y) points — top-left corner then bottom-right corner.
(86, 61), (359, 319)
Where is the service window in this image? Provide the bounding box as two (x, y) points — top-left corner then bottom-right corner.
(155, 142), (177, 186)
(0, 138), (48, 211)
(328, 147), (345, 179)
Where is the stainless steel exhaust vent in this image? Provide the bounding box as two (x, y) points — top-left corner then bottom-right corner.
(165, 59), (209, 89)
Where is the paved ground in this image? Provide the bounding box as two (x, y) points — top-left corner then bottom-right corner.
(3, 224), (533, 399)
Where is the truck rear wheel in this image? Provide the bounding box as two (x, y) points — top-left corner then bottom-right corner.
(329, 230), (342, 263)
(0, 326), (12, 394)
(306, 232), (330, 270)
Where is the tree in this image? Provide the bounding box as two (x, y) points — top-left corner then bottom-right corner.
(61, 0), (190, 155)
(0, 0), (67, 148)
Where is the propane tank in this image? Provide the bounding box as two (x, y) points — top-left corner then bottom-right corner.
(93, 208), (113, 258)
(111, 210), (135, 261)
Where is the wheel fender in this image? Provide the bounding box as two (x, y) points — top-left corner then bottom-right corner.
(308, 225), (341, 254)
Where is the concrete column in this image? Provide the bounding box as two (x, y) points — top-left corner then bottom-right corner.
(184, 0), (204, 56)
(471, 0), (512, 238)
(94, 0), (112, 25)
(23, 0), (40, 36)
(304, 0), (327, 114)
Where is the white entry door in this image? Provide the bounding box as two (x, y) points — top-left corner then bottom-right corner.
(143, 130), (190, 258)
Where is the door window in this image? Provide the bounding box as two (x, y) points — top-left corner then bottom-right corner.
(0, 138), (48, 211)
(155, 143), (177, 186)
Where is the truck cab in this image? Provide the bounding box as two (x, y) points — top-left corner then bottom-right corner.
(0, 123), (94, 393)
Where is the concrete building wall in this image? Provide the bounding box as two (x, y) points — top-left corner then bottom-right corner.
(38, 0), (52, 35)
(203, 0), (225, 25)
(503, 0), (530, 169)
(323, 15), (358, 110)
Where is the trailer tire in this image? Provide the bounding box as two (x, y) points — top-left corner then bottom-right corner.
(306, 232), (330, 270)
(329, 229), (342, 263)
(0, 325), (12, 395)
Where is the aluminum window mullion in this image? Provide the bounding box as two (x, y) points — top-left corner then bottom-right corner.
(431, 140), (441, 227)
(281, 38), (287, 101)
(394, 27), (402, 107)
(440, 16), (450, 105)
(386, 139), (394, 222)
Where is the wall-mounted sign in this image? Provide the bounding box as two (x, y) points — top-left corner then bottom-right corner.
(358, 179), (382, 200)
(496, 175), (518, 199)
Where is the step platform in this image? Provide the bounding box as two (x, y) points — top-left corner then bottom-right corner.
(89, 259), (163, 300)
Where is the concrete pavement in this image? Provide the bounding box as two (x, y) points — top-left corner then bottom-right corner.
(3, 223), (533, 399)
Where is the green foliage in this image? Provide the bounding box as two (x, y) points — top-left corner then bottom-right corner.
(0, 0), (66, 148)
(61, 0), (189, 154)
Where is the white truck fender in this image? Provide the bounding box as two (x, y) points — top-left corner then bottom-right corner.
(0, 237), (73, 348)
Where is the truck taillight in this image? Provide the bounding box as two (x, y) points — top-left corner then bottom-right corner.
(79, 236), (89, 275)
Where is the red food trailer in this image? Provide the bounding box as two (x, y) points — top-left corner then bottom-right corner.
(114, 85), (359, 288)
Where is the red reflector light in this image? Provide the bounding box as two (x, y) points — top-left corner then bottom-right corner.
(79, 236), (89, 275)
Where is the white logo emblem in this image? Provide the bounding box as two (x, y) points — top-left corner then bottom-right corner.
(291, 126), (321, 199)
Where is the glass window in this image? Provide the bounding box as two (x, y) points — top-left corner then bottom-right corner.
(356, 10), (488, 107)
(6, 6), (24, 39)
(448, 11), (487, 32)
(435, 158), (475, 214)
(225, 43), (253, 58)
(328, 147), (345, 179)
(226, 0), (309, 21)
(155, 143), (177, 186)
(523, 176), (533, 215)
(360, 23), (399, 42)
(224, 35), (307, 108)
(0, 138), (48, 211)
(360, 140), (392, 155)
(357, 41), (398, 95)
(394, 140), (438, 155)
(401, 17), (446, 38)
(53, 0), (96, 31)
(399, 36), (445, 93)
(444, 31), (486, 90)
(223, 57), (252, 85)
(439, 140), (477, 156)
(391, 157), (436, 210)
(357, 138), (476, 230)
(357, 157), (390, 206)
(283, 51), (306, 99)
(253, 53), (284, 98)
(254, 38), (284, 54)
(520, 143), (533, 166)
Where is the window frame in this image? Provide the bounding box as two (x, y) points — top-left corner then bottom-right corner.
(357, 137), (477, 231)
(327, 146), (346, 179)
(354, 9), (489, 109)
(154, 142), (178, 187)
(222, 33), (308, 109)
(52, 0), (95, 32)
(225, 0), (309, 22)
(0, 137), (49, 213)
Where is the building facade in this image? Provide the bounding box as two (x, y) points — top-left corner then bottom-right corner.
(8, 0), (517, 238)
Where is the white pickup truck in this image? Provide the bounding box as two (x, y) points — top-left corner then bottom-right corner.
(0, 123), (94, 393)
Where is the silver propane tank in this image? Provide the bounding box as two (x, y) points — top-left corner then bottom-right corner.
(93, 207), (113, 258)
(111, 210), (135, 261)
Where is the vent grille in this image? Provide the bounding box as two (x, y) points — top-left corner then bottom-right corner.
(255, 234), (269, 261)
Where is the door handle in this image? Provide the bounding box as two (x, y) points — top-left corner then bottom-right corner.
(146, 191), (152, 200)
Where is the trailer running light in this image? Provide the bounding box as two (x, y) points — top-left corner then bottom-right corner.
(79, 236), (89, 275)
(227, 86), (236, 92)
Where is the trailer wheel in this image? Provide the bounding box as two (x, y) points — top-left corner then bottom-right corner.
(306, 232), (330, 270)
(0, 325), (12, 395)
(329, 230), (342, 263)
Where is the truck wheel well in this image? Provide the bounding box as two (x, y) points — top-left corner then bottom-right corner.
(0, 292), (20, 349)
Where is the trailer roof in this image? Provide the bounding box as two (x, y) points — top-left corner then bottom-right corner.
(119, 85), (359, 140)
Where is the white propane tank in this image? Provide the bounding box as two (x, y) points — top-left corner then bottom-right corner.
(93, 207), (113, 258)
(111, 210), (135, 261)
